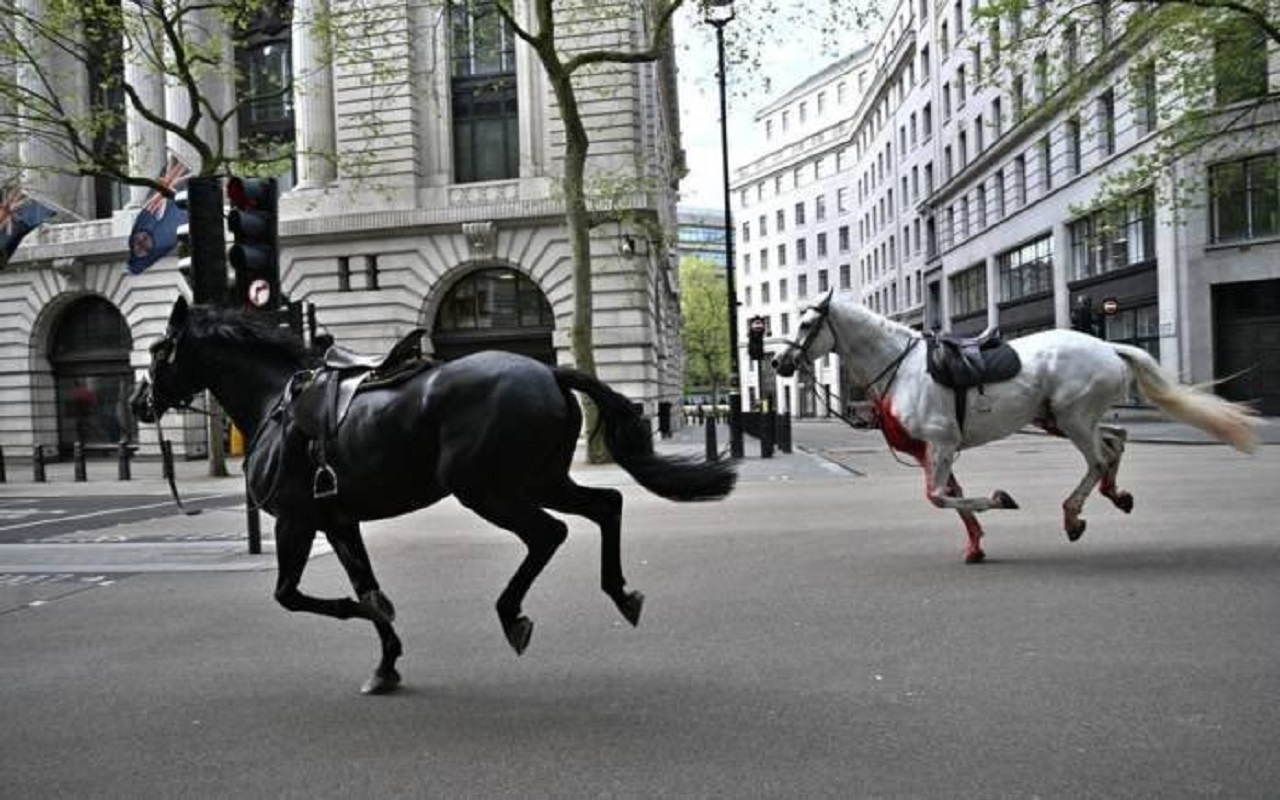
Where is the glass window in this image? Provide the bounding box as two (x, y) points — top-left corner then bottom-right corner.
(1134, 61), (1158, 136)
(1210, 153), (1279, 242)
(949, 263), (987, 316)
(997, 234), (1054, 301)
(438, 268), (552, 331)
(1214, 19), (1268, 105)
(452, 0), (518, 183)
(1097, 89), (1116, 156)
(236, 1), (296, 186)
(1070, 189), (1157, 279)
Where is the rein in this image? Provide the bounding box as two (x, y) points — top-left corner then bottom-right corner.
(862, 336), (920, 401)
(154, 422), (201, 516)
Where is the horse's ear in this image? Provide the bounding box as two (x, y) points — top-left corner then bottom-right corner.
(817, 288), (834, 312)
(168, 296), (189, 333)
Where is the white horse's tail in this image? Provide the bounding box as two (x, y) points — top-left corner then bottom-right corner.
(1112, 344), (1259, 453)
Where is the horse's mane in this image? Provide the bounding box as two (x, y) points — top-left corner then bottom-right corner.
(832, 292), (919, 338)
(187, 304), (309, 364)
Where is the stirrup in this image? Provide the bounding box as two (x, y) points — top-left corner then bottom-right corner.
(313, 464), (338, 499)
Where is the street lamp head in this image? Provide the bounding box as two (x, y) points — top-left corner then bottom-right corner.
(704, 0), (735, 25)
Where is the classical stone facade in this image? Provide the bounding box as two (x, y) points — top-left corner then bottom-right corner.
(734, 0), (1280, 416)
(1, 1), (687, 459)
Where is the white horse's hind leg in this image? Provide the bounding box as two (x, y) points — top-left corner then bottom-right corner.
(1096, 425), (1134, 514)
(924, 443), (1019, 563)
(1057, 419), (1128, 541)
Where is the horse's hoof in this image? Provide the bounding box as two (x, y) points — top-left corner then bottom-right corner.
(993, 490), (1019, 509)
(964, 548), (986, 564)
(360, 667), (401, 695)
(1115, 492), (1134, 514)
(616, 591), (645, 626)
(1066, 519), (1087, 542)
(504, 616), (533, 655)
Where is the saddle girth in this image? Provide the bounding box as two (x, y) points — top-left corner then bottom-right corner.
(924, 328), (1022, 431)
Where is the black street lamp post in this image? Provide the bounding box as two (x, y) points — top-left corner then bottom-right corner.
(705, 0), (743, 459)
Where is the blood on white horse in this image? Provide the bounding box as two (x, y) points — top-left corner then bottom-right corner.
(774, 290), (1259, 563)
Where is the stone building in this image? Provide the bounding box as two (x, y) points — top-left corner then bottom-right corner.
(735, 0), (1280, 416)
(1, 0), (687, 460)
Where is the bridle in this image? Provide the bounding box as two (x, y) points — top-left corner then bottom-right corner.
(784, 297), (919, 399)
(141, 327), (208, 418)
(781, 298), (838, 361)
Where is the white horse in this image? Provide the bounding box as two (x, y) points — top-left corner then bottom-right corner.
(773, 290), (1259, 563)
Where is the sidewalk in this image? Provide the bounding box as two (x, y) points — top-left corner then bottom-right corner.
(0, 431), (831, 583)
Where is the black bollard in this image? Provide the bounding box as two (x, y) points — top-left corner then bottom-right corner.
(117, 439), (132, 481)
(246, 477), (262, 555)
(0, 444), (6, 483)
(705, 416), (718, 461)
(761, 409), (775, 458)
(160, 439), (175, 481)
(33, 445), (46, 482)
(73, 441), (87, 482)
(778, 412), (792, 454)
(729, 392), (744, 459)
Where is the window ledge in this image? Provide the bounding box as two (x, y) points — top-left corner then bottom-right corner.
(1206, 234), (1280, 252)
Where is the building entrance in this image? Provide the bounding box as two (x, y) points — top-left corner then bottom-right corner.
(1213, 278), (1280, 416)
(48, 296), (135, 456)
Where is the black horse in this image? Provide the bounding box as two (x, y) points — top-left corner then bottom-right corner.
(133, 297), (736, 694)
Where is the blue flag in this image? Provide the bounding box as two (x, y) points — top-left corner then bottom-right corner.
(0, 189), (56, 267)
(127, 156), (191, 275)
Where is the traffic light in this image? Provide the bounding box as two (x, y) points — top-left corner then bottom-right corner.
(177, 176), (229, 305)
(227, 176), (279, 310)
(747, 315), (767, 361)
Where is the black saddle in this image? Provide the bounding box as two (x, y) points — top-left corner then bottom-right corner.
(288, 329), (435, 498)
(924, 328), (1022, 430)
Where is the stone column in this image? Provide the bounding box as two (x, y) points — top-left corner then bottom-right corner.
(164, 5), (234, 171)
(292, 0), (336, 189)
(124, 3), (167, 207)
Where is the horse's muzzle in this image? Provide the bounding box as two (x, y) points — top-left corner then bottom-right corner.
(130, 379), (160, 424)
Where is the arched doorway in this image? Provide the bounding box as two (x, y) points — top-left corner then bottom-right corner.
(49, 296), (135, 456)
(432, 267), (555, 364)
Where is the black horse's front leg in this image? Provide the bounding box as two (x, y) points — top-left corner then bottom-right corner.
(325, 525), (403, 695)
(273, 518), (402, 694)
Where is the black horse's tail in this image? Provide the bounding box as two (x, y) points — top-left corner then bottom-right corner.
(553, 367), (736, 501)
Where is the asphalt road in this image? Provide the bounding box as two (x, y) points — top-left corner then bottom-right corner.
(0, 493), (244, 544)
(1, 426), (1278, 798)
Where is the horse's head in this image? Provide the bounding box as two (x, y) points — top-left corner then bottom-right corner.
(131, 296), (204, 423)
(773, 289), (835, 377)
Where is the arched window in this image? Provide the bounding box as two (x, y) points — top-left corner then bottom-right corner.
(49, 297), (135, 454)
(433, 268), (554, 363)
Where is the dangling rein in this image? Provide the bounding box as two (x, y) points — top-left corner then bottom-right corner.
(154, 406), (211, 516)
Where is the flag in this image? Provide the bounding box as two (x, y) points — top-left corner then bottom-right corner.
(0, 189), (56, 267)
(127, 156), (191, 275)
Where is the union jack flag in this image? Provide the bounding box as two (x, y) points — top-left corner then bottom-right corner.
(127, 156), (191, 275)
(0, 188), (55, 267)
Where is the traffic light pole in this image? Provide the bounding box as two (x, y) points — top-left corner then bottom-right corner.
(713, 16), (744, 460)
